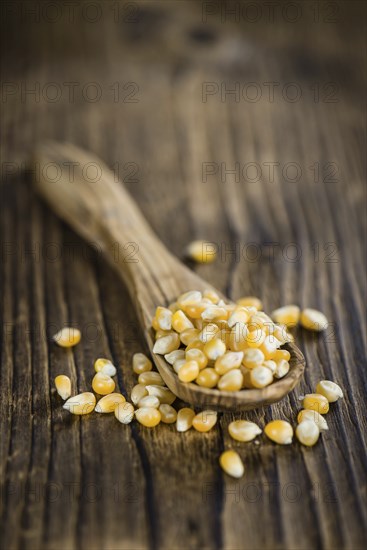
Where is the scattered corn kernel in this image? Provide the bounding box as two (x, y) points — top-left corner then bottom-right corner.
(236, 296), (262, 310)
(172, 310), (194, 332)
(296, 420), (320, 446)
(250, 365), (273, 388)
(146, 385), (176, 405)
(242, 349), (265, 369)
(228, 420), (262, 442)
(138, 372), (165, 386)
(131, 384), (148, 405)
(195, 368), (220, 388)
(63, 392), (96, 415)
(271, 305), (300, 328)
(159, 404), (177, 424)
(178, 360), (200, 383)
(300, 308), (328, 332)
(176, 407), (196, 432)
(135, 407), (161, 428)
(186, 240), (217, 263)
(133, 353), (152, 374)
(94, 358), (113, 373)
(297, 409), (329, 431)
(316, 380), (343, 402)
(217, 369), (243, 392)
(95, 393), (126, 413)
(137, 395), (160, 409)
(115, 402), (135, 424)
(302, 393), (329, 414)
(264, 420), (293, 444)
(53, 327), (81, 348)
(92, 372), (116, 395)
(219, 450), (244, 478)
(153, 333), (180, 354)
(192, 410), (218, 432)
(155, 306), (172, 330)
(54, 375), (72, 400)
(101, 363), (117, 377)
(203, 338), (226, 360)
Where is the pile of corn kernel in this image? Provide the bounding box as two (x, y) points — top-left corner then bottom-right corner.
(53, 295), (342, 479)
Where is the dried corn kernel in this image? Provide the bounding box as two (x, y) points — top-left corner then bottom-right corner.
(137, 395), (160, 409)
(245, 328), (266, 348)
(302, 393), (329, 414)
(186, 240), (217, 263)
(259, 335), (281, 359)
(201, 306), (227, 321)
(316, 380), (343, 402)
(146, 385), (176, 405)
(271, 305), (300, 328)
(186, 348), (208, 370)
(195, 368), (220, 388)
(273, 349), (291, 362)
(236, 296), (262, 310)
(219, 450), (244, 478)
(153, 333), (180, 354)
(199, 323), (220, 343)
(242, 349), (265, 369)
(300, 308), (328, 332)
(176, 407), (195, 432)
(115, 402), (135, 424)
(273, 324), (293, 344)
(264, 420), (293, 445)
(154, 329), (171, 340)
(94, 358), (112, 373)
(227, 307), (250, 328)
(133, 353), (152, 374)
(180, 328), (200, 346)
(53, 327), (81, 348)
(250, 365), (273, 388)
(185, 338), (205, 352)
(203, 338), (226, 360)
(192, 410), (217, 432)
(155, 306), (172, 330)
(165, 349), (185, 365)
(177, 290), (202, 307)
(183, 302), (209, 319)
(203, 289), (220, 303)
(217, 369), (243, 391)
(172, 358), (186, 374)
(215, 351), (244, 375)
(131, 384), (148, 405)
(172, 310), (194, 332)
(159, 404), (177, 424)
(296, 420), (320, 446)
(178, 360), (200, 383)
(54, 375), (72, 400)
(135, 407), (161, 428)
(228, 420), (262, 442)
(138, 371), (165, 386)
(297, 409), (329, 431)
(263, 360), (277, 373)
(229, 322), (249, 351)
(92, 372), (115, 395)
(274, 359), (290, 379)
(63, 392), (96, 415)
(95, 393), (126, 413)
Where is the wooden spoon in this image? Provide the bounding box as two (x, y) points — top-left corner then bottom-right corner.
(33, 142), (305, 411)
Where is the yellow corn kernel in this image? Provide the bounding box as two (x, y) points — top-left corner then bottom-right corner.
(177, 290), (202, 308)
(201, 306), (228, 322)
(297, 409), (329, 431)
(186, 240), (217, 263)
(153, 333), (180, 355)
(135, 407), (161, 428)
(115, 402), (135, 424)
(100, 363), (117, 377)
(250, 365), (273, 388)
(186, 348), (208, 370)
(227, 307), (250, 328)
(203, 338), (226, 360)
(193, 318), (204, 330)
(164, 349), (185, 365)
(236, 296), (262, 310)
(264, 420), (293, 445)
(195, 368), (220, 388)
(229, 322), (249, 351)
(159, 404), (177, 424)
(273, 349), (291, 362)
(180, 328), (200, 346)
(300, 308), (328, 332)
(172, 310), (194, 333)
(215, 351), (244, 375)
(131, 384), (148, 405)
(178, 360), (200, 383)
(132, 353), (152, 374)
(183, 302), (209, 319)
(95, 393), (126, 413)
(302, 393), (329, 414)
(316, 380), (343, 402)
(151, 316), (159, 331)
(263, 360), (277, 373)
(259, 335), (281, 359)
(168, 301), (179, 313)
(203, 289), (220, 303)
(192, 410), (218, 432)
(172, 358), (186, 374)
(137, 395), (160, 409)
(228, 420), (262, 442)
(53, 327), (81, 348)
(219, 450), (244, 478)
(155, 306), (173, 330)
(92, 372), (115, 395)
(242, 348), (265, 369)
(154, 329), (171, 340)
(146, 385), (176, 405)
(138, 371), (165, 386)
(176, 407), (196, 432)
(271, 305), (300, 328)
(185, 338), (205, 352)
(274, 359), (290, 379)
(217, 327), (232, 349)
(94, 358), (113, 373)
(199, 323), (220, 343)
(296, 420), (320, 446)
(54, 375), (72, 400)
(245, 329), (266, 348)
(218, 369), (243, 391)
(63, 392), (96, 415)
(273, 324), (294, 344)
(241, 367), (255, 389)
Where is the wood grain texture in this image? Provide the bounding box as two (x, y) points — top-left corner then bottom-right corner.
(0, 1), (366, 549)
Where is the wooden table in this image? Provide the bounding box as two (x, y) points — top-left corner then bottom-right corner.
(1, 1), (366, 549)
